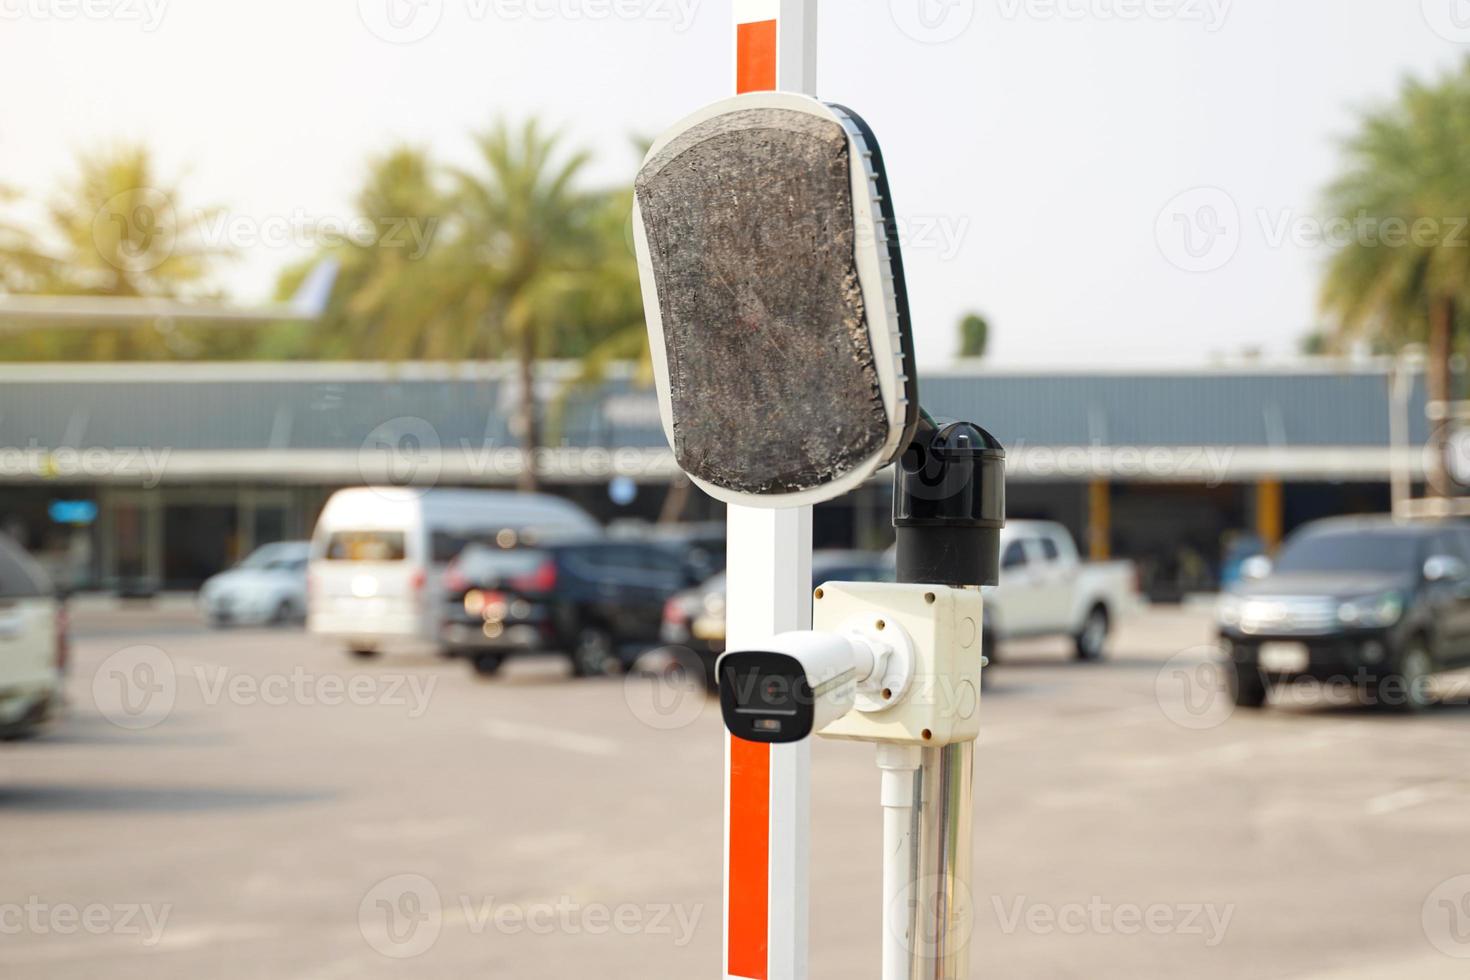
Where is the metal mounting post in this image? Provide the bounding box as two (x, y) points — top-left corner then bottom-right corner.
(891, 416), (1005, 979)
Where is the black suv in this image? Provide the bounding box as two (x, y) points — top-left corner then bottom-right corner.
(440, 539), (698, 678)
(1218, 516), (1470, 712)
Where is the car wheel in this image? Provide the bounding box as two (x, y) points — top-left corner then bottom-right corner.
(348, 647), (380, 660)
(1073, 606), (1109, 661)
(570, 627), (618, 678)
(1377, 640), (1434, 714)
(1228, 660), (1268, 709)
(271, 599), (299, 626)
(471, 653), (503, 677)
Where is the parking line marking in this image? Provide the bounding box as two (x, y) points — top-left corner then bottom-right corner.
(481, 720), (620, 757)
(1365, 781), (1456, 816)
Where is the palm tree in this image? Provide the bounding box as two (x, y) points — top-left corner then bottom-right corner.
(0, 185), (54, 293)
(0, 145), (225, 361)
(273, 145), (453, 360)
(1322, 59), (1470, 494)
(49, 144), (221, 298)
(567, 186), (652, 383)
(444, 119), (605, 491)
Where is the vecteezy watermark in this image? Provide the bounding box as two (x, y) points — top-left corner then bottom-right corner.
(1424, 875), (1470, 959)
(92, 646), (438, 729)
(991, 896), (1235, 947)
(358, 874), (704, 958)
(1256, 210), (1470, 253)
(1158, 641), (1452, 726)
(890, 0), (977, 44)
(360, 875), (443, 959)
(357, 0), (700, 44)
(1267, 669), (1445, 711)
(1007, 442), (1236, 487)
(92, 189), (440, 273)
(192, 665), (437, 719)
(892, 874), (976, 957)
(0, 898), (172, 947)
(0, 0), (168, 31)
(194, 209), (439, 260)
(1155, 187), (1241, 273)
(1157, 186), (1470, 274)
(359, 417), (443, 496)
(1155, 645), (1236, 731)
(92, 645), (178, 731)
(871, 213), (971, 261)
(621, 647), (709, 732)
(92, 188), (177, 275)
(994, 0), (1231, 31)
(353, 416), (680, 493)
(358, 0), (444, 44)
(1421, 0), (1470, 43)
(0, 441), (171, 489)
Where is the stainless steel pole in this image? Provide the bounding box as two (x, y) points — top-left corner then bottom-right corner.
(909, 741), (976, 978)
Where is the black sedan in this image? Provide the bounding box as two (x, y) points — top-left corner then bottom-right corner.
(441, 539), (698, 678)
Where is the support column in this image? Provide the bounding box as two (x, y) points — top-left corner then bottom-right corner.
(1087, 479), (1111, 561)
(1256, 478), (1283, 553)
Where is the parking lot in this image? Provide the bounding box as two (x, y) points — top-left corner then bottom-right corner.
(2, 604), (1469, 979)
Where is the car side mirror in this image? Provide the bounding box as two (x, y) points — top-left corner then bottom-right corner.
(1240, 555), (1273, 581)
(1423, 555), (1467, 583)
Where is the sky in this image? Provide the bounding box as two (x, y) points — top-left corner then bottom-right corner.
(1, 0), (1467, 368)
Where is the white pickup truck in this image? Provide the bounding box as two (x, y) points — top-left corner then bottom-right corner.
(984, 521), (1141, 662)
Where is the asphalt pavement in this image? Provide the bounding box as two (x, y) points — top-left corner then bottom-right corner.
(1, 604), (1468, 978)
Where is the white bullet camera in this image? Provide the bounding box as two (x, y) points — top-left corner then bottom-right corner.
(717, 630), (888, 743)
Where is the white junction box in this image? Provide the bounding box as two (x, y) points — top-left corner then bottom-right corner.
(814, 581), (984, 747)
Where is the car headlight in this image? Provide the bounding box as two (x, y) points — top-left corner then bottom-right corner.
(1338, 592), (1403, 628)
(1217, 596), (1243, 627)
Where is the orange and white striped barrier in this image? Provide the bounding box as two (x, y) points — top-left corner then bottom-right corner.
(724, 9), (818, 980)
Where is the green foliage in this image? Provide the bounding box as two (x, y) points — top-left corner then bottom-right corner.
(272, 144), (455, 360)
(0, 124), (647, 372)
(958, 311), (989, 358)
(0, 144), (229, 360)
(1298, 330), (1331, 356)
(1320, 58), (1470, 350)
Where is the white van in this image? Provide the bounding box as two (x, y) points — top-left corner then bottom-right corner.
(307, 488), (599, 658)
(0, 534), (64, 739)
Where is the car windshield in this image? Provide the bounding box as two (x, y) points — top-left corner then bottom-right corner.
(1274, 529), (1423, 575)
(241, 544), (304, 569)
(696, 556), (888, 595)
(325, 531), (407, 562)
(0, 536), (49, 599)
(458, 547), (550, 580)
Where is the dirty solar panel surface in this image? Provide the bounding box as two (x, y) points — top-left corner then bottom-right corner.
(636, 108), (889, 496)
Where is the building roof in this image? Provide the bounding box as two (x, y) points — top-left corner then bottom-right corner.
(0, 361), (1429, 486)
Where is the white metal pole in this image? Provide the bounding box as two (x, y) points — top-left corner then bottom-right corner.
(725, 4), (818, 979)
(877, 744), (922, 980)
(1391, 352), (1410, 519)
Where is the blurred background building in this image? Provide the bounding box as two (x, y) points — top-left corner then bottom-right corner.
(0, 359), (1429, 600)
